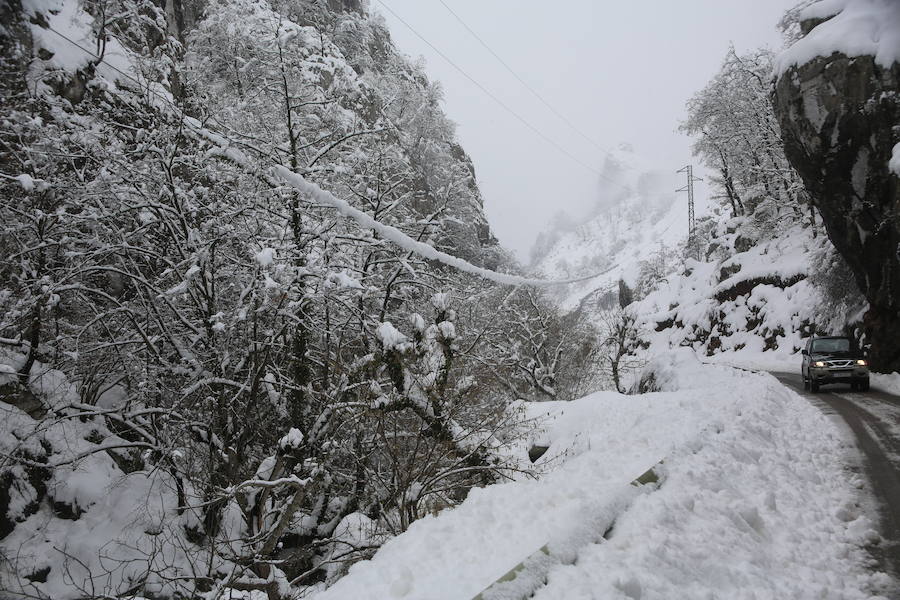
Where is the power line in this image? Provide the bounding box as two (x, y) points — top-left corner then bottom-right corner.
(377, 1), (687, 202)
(435, 0), (678, 194)
(435, 0), (615, 158)
(374, 0), (610, 179)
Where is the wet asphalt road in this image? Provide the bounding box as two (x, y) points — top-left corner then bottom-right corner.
(773, 372), (900, 596)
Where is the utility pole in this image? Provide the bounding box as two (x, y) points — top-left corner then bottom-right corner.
(676, 165), (703, 260)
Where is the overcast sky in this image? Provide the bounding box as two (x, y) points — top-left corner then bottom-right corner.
(373, 0), (794, 259)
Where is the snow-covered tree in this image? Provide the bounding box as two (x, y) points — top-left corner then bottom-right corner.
(0, 0), (569, 596)
(681, 47), (810, 230)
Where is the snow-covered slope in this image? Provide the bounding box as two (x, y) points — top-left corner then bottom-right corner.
(633, 217), (865, 363)
(307, 351), (890, 599)
(0, 353), (205, 600)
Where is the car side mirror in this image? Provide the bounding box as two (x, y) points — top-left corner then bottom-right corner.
(801, 349), (807, 356)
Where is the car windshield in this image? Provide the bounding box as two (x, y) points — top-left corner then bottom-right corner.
(811, 338), (851, 353)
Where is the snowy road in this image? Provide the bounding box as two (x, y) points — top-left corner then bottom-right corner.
(773, 372), (900, 594)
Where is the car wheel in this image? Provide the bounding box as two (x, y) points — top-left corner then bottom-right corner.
(810, 381), (819, 393)
(851, 382), (858, 391)
(860, 380), (870, 392)
(803, 376), (809, 391)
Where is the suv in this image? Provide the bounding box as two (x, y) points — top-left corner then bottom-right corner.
(801, 336), (869, 392)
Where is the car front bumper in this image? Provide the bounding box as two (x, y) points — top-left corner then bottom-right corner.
(809, 366), (869, 385)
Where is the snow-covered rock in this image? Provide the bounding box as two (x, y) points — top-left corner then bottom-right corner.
(774, 0), (900, 74)
(774, 0), (900, 371)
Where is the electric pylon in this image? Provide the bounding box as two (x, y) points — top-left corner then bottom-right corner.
(676, 165), (703, 260)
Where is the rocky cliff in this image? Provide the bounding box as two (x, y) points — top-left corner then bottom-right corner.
(774, 2), (900, 372)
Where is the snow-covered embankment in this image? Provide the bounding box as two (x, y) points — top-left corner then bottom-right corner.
(313, 350), (890, 599)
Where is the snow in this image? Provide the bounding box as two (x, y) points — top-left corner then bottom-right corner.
(264, 371), (281, 405)
(255, 455), (277, 481)
(376, 321), (407, 350)
(324, 513), (386, 581)
(14, 173), (34, 191)
(890, 142), (900, 177)
(279, 427), (304, 449)
(163, 279), (189, 296)
(632, 219), (850, 366)
(21, 0), (154, 97)
(310, 351), (888, 600)
(701, 347), (800, 375)
(194, 118), (599, 288)
(327, 269), (364, 289)
(870, 371), (900, 396)
(436, 321), (456, 340)
(255, 247), (276, 267)
(775, 0), (900, 74)
(530, 145), (695, 312)
(184, 264), (201, 280)
(0, 355), (213, 600)
(6, 0), (896, 596)
(431, 292), (452, 310)
(410, 313), (426, 332)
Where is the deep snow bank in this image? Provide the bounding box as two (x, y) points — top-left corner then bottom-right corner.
(311, 350), (890, 599)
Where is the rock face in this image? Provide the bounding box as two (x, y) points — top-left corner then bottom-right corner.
(774, 28), (900, 371)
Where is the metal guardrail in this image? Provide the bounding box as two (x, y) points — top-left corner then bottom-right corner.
(469, 461), (664, 600)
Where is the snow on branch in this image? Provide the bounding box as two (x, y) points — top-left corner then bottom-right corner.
(186, 115), (603, 286)
(226, 475), (311, 496)
(272, 166), (602, 287)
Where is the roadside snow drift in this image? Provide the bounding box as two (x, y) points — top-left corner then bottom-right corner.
(311, 350), (891, 600)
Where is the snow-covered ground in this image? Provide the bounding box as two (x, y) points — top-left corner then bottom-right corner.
(870, 372), (900, 397)
(698, 347), (900, 399)
(0, 354), (206, 600)
(309, 350), (892, 600)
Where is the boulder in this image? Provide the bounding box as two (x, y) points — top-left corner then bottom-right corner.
(774, 30), (900, 371)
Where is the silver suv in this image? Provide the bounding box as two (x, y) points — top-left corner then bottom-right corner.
(801, 336), (869, 392)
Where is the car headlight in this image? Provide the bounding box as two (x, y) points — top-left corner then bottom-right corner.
(856, 359), (867, 366)
(814, 361), (826, 367)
